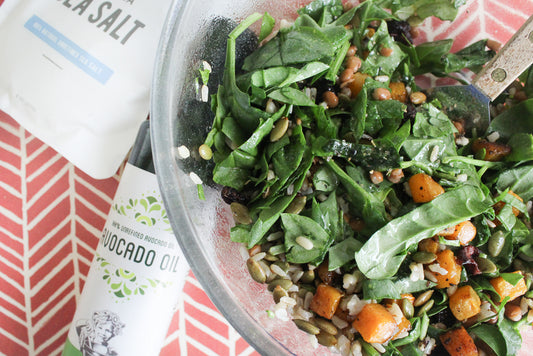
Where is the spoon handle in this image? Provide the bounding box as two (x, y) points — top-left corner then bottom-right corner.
(472, 14), (533, 101)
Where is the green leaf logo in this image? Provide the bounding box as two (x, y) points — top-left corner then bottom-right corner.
(96, 255), (171, 301)
(113, 190), (172, 232)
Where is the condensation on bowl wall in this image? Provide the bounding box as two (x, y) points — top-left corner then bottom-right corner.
(150, 1), (533, 355)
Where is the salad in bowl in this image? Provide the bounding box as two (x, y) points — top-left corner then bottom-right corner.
(194, 0), (533, 355)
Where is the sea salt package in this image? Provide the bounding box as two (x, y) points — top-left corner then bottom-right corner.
(0, 0), (173, 178)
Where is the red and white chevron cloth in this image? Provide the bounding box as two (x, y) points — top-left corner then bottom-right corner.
(2, 1), (533, 356)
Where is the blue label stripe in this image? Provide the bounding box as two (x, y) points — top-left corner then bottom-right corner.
(24, 15), (114, 84)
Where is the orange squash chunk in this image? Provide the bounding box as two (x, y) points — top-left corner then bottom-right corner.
(310, 284), (343, 319)
(408, 173), (445, 203)
(490, 271), (528, 302)
(389, 82), (407, 103)
(440, 326), (479, 356)
(449, 285), (481, 321)
(352, 303), (398, 344)
(433, 249), (462, 289)
(440, 221), (477, 246)
(348, 72), (369, 98)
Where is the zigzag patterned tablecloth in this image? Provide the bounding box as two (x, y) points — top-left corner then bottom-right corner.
(2, 1), (533, 356)
(0, 111), (260, 356)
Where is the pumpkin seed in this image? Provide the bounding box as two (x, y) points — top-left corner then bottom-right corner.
(413, 251), (437, 264)
(488, 230), (506, 257)
(246, 258), (266, 284)
(263, 253), (279, 262)
(285, 196), (307, 214)
(401, 298), (415, 319)
(230, 202), (252, 225)
(268, 244), (286, 256)
(270, 117), (289, 142)
(414, 290), (434, 307)
(476, 256), (498, 274)
(300, 270), (315, 284)
(314, 318), (338, 335)
(198, 144), (213, 160)
(316, 332), (337, 347)
(272, 285), (288, 303)
(417, 299), (434, 317)
(268, 278), (293, 292)
(293, 319), (320, 335)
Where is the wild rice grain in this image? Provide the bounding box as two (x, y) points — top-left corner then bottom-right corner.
(296, 236), (314, 250)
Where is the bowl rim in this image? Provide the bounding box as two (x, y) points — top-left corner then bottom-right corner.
(150, 2), (294, 355)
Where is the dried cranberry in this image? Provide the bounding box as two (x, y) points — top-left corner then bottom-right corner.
(457, 245), (482, 276)
(221, 186), (250, 205)
(387, 20), (413, 45)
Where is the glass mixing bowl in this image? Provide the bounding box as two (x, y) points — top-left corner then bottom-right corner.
(150, 1), (533, 354)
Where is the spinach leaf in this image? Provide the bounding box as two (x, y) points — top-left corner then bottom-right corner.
(377, 0), (466, 22)
(297, 0), (344, 25)
(496, 165), (533, 201)
(242, 26), (336, 70)
(222, 13), (271, 134)
(258, 12), (275, 42)
(498, 318), (523, 356)
(408, 39), (493, 77)
(363, 278), (436, 300)
(322, 139), (401, 171)
(489, 99), (533, 140)
(313, 165), (339, 192)
(282, 213), (334, 264)
(213, 107), (286, 189)
(506, 133), (533, 162)
(249, 62), (330, 89)
(499, 273), (524, 286)
(328, 237), (362, 270)
(356, 185), (492, 279)
(325, 159), (388, 231)
(360, 21), (407, 77)
(311, 193), (343, 240)
(412, 102), (457, 138)
(469, 324), (507, 356)
(268, 87), (317, 106)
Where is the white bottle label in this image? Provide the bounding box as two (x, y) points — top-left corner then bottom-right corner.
(63, 163), (188, 356)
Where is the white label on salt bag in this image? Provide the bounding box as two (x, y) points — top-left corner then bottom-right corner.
(0, 0), (172, 179)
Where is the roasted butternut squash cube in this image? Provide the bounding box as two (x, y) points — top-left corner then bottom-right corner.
(440, 326), (479, 356)
(449, 285), (481, 321)
(310, 284), (343, 319)
(352, 303), (398, 344)
(440, 221), (477, 246)
(490, 272), (528, 302)
(408, 173), (445, 203)
(434, 249), (462, 289)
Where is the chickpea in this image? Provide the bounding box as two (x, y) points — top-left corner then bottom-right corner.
(369, 170), (384, 184)
(345, 56), (362, 72)
(452, 120), (465, 135)
(410, 91), (427, 105)
(410, 27), (420, 40)
(487, 39), (502, 52)
(505, 303), (522, 322)
(346, 45), (357, 57)
(323, 91), (339, 108)
(339, 68), (354, 83)
(380, 47), (394, 57)
(372, 87), (392, 101)
(387, 168), (404, 184)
